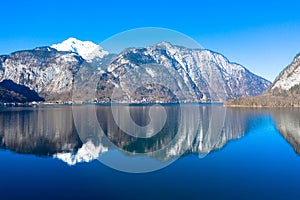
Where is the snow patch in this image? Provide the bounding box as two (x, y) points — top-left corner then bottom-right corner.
(272, 70), (300, 90)
(51, 38), (109, 62)
(53, 140), (108, 165)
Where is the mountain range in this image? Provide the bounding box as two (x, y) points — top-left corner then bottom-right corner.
(226, 53), (300, 107)
(0, 38), (271, 103)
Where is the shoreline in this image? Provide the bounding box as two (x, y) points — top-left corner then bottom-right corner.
(0, 101), (224, 107)
(225, 104), (300, 108)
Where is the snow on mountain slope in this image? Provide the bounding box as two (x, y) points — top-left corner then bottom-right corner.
(100, 42), (270, 102)
(51, 38), (109, 61)
(0, 40), (271, 103)
(0, 47), (84, 101)
(271, 54), (300, 90)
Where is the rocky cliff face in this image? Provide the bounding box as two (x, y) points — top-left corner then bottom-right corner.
(96, 42), (270, 103)
(0, 39), (270, 103)
(0, 47), (84, 101)
(270, 54), (300, 96)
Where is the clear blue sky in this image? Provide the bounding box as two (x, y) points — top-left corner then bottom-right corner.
(1, 0), (300, 82)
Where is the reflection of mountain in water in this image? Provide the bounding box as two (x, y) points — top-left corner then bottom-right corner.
(0, 107), (81, 155)
(58, 105), (255, 164)
(189, 108), (250, 155)
(271, 108), (300, 155)
(0, 105), (258, 165)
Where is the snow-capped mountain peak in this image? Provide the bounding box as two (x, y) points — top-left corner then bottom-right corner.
(155, 41), (174, 49)
(51, 37), (109, 61)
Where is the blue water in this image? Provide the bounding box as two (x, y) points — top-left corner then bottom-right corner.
(0, 106), (300, 199)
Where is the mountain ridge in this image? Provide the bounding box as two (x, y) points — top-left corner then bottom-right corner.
(95, 42), (270, 103)
(226, 53), (300, 107)
(0, 38), (271, 103)
(270, 53), (300, 92)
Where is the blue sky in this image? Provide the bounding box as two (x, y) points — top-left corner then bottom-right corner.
(1, 0), (300, 81)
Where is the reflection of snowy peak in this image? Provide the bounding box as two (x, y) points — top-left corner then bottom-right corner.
(51, 37), (109, 61)
(54, 140), (108, 165)
(0, 105), (257, 166)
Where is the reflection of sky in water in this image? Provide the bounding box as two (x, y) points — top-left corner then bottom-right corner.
(0, 106), (300, 198)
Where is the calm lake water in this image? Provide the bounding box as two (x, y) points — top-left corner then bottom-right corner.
(0, 104), (300, 199)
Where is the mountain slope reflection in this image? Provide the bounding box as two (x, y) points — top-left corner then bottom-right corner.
(59, 105), (253, 165)
(0, 105), (257, 165)
(0, 107), (81, 155)
(271, 108), (300, 155)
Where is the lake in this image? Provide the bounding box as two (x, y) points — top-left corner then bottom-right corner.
(0, 104), (300, 199)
